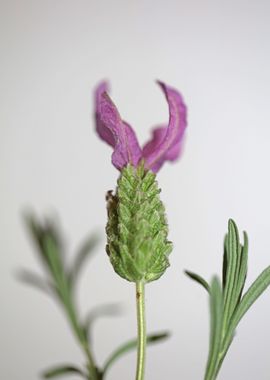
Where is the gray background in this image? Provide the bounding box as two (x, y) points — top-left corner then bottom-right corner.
(1, 0), (270, 379)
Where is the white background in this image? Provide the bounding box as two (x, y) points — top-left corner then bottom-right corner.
(1, 1), (270, 379)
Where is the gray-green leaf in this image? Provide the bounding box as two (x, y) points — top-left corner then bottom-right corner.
(185, 270), (210, 292)
(222, 265), (270, 355)
(42, 364), (86, 378)
(69, 234), (99, 287)
(84, 303), (122, 342)
(17, 269), (53, 296)
(204, 277), (223, 380)
(102, 332), (170, 377)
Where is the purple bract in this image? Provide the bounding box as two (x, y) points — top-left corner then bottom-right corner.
(94, 81), (187, 173)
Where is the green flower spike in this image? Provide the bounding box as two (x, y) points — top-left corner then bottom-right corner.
(106, 162), (172, 283)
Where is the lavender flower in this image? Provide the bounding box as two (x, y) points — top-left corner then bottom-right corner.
(94, 80), (188, 284)
(95, 81), (187, 172)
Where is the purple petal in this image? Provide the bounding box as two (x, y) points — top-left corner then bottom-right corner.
(143, 81), (187, 172)
(95, 82), (142, 170)
(143, 126), (185, 172)
(95, 81), (115, 147)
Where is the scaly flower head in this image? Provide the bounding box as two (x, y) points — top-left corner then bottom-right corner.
(95, 81), (187, 172)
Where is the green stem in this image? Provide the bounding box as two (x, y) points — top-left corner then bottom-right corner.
(135, 281), (146, 380)
(83, 342), (99, 380)
(61, 291), (99, 380)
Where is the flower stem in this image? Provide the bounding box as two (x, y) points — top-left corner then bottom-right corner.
(62, 293), (99, 380)
(135, 281), (146, 380)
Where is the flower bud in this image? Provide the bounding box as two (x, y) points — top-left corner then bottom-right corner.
(106, 163), (172, 283)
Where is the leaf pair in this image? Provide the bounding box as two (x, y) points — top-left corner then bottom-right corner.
(42, 332), (169, 379)
(186, 219), (270, 380)
(43, 365), (88, 379)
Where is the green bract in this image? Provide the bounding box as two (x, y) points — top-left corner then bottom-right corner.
(106, 163), (172, 283)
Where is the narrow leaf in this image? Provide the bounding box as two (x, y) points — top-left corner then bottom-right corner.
(222, 220), (239, 329)
(42, 364), (86, 378)
(222, 265), (270, 356)
(204, 277), (223, 380)
(69, 234), (99, 286)
(227, 228), (246, 319)
(185, 270), (210, 292)
(84, 303), (122, 342)
(222, 238), (228, 290)
(102, 332), (170, 376)
(24, 213), (64, 271)
(17, 269), (53, 296)
(43, 236), (66, 290)
(234, 232), (248, 304)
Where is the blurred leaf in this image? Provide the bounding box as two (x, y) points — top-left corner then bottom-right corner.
(69, 234), (100, 287)
(102, 332), (170, 376)
(42, 364), (86, 378)
(22, 213), (101, 378)
(185, 270), (210, 292)
(43, 236), (64, 282)
(17, 269), (53, 296)
(24, 213), (44, 255)
(84, 303), (122, 342)
(24, 213), (64, 275)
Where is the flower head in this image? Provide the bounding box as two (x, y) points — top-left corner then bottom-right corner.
(95, 81), (187, 172)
